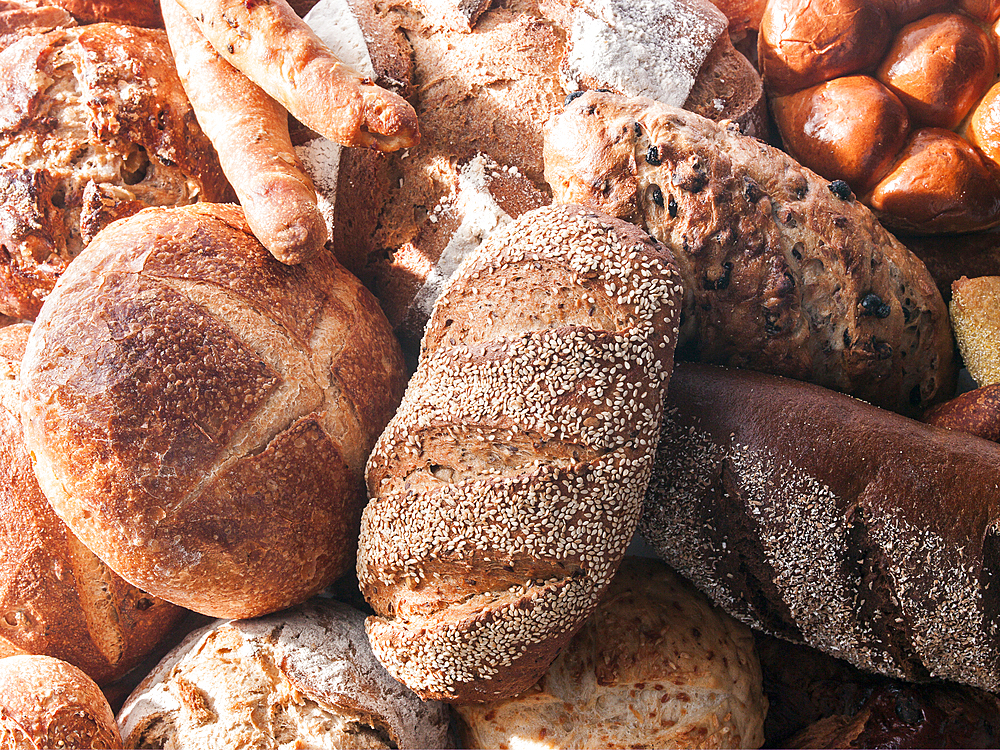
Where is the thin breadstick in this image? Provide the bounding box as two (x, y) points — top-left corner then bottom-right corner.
(174, 0), (419, 151)
(162, 0), (327, 264)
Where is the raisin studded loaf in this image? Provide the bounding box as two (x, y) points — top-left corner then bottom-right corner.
(357, 204), (684, 702)
(543, 91), (955, 416)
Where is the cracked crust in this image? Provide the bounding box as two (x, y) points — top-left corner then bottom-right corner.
(543, 91), (955, 416)
(18, 204), (406, 619)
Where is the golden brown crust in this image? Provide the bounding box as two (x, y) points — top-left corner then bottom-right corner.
(0, 324), (184, 686)
(51, 0), (163, 27)
(923, 383), (1000, 443)
(176, 0), (418, 150)
(162, 0), (326, 264)
(358, 204), (684, 702)
(19, 204), (406, 619)
(950, 274), (1000, 386)
(543, 91), (955, 416)
(0, 23), (231, 320)
(641, 362), (1000, 694)
(0, 654), (122, 749)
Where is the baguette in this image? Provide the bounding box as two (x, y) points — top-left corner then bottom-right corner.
(162, 0), (326, 264)
(175, 0), (418, 151)
(357, 204), (684, 702)
(641, 362), (1000, 693)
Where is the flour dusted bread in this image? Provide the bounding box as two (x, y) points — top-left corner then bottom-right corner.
(544, 91), (955, 415)
(0, 654), (122, 748)
(18, 204), (406, 619)
(0, 323), (184, 685)
(117, 600), (453, 749)
(358, 204), (684, 702)
(0, 23), (230, 320)
(641, 362), (1000, 693)
(456, 557), (767, 749)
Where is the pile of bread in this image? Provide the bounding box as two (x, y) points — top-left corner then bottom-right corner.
(2, 0), (1000, 748)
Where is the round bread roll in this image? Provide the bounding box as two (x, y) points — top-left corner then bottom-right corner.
(0, 23), (230, 320)
(18, 203), (407, 619)
(117, 599), (454, 749)
(0, 653), (122, 748)
(455, 557), (767, 750)
(0, 322), (184, 685)
(924, 384), (1000, 442)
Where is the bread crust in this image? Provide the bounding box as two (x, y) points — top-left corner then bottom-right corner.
(543, 91), (955, 416)
(19, 204), (406, 619)
(641, 362), (1000, 693)
(358, 204), (684, 702)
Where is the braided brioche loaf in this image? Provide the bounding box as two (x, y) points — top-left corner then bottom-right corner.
(357, 204), (684, 702)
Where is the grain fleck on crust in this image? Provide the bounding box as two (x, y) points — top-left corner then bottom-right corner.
(358, 203), (684, 702)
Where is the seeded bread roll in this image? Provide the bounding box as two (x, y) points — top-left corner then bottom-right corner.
(0, 323), (184, 685)
(19, 204), (406, 619)
(455, 557), (767, 749)
(117, 600), (454, 749)
(358, 203), (684, 703)
(950, 275), (1000, 386)
(641, 362), (1000, 693)
(543, 91), (955, 416)
(0, 654), (122, 748)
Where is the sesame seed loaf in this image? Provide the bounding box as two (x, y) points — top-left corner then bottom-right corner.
(0, 323), (184, 685)
(641, 362), (1000, 693)
(543, 91), (956, 416)
(357, 203), (684, 702)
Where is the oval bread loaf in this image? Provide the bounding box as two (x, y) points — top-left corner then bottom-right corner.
(19, 203), (406, 619)
(641, 362), (1000, 693)
(0, 323), (184, 685)
(543, 91), (955, 416)
(357, 203), (684, 702)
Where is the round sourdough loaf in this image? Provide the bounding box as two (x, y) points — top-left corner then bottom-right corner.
(455, 557), (767, 750)
(19, 203), (407, 619)
(0, 653), (122, 748)
(0, 322), (184, 684)
(117, 600), (454, 749)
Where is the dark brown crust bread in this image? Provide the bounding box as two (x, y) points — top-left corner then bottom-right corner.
(0, 23), (231, 320)
(0, 654), (123, 748)
(0, 323), (184, 685)
(640, 362), (1000, 693)
(924, 383), (1000, 443)
(18, 204), (406, 619)
(117, 600), (454, 749)
(543, 91), (955, 416)
(358, 204), (684, 703)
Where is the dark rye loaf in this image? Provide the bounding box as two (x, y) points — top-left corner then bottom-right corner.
(641, 362), (1000, 693)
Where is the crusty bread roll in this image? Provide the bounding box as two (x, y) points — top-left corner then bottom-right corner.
(358, 204), (684, 702)
(18, 203), (406, 619)
(641, 362), (1000, 693)
(50, 0), (163, 27)
(0, 0), (75, 50)
(0, 323), (184, 685)
(924, 383), (1000, 442)
(543, 91), (955, 416)
(0, 23), (231, 320)
(950, 275), (1000, 386)
(455, 557), (767, 750)
(117, 600), (454, 749)
(0, 654), (122, 748)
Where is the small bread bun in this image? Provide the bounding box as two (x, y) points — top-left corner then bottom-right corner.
(771, 76), (910, 193)
(759, 0), (892, 96)
(19, 204), (406, 619)
(0, 654), (122, 748)
(950, 275), (1000, 386)
(878, 0), (952, 26)
(0, 323), (184, 685)
(924, 383), (1000, 442)
(455, 557), (767, 750)
(958, 0), (1000, 23)
(876, 13), (996, 130)
(117, 600), (454, 749)
(867, 128), (1000, 234)
(966, 81), (1000, 166)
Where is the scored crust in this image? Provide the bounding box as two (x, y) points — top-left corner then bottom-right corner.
(543, 91), (955, 416)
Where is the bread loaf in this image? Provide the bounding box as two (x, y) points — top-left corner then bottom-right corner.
(455, 557), (767, 749)
(0, 23), (231, 320)
(117, 600), (454, 749)
(543, 91), (955, 416)
(950, 275), (1000, 386)
(357, 203), (684, 702)
(0, 654), (122, 748)
(18, 204), (406, 619)
(924, 384), (1000, 443)
(641, 362), (1000, 693)
(0, 323), (184, 685)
